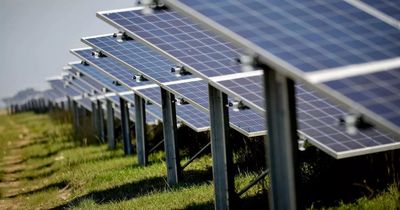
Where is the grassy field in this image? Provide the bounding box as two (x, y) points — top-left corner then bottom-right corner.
(0, 112), (398, 209)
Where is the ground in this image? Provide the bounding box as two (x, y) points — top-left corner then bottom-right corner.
(0, 112), (398, 209)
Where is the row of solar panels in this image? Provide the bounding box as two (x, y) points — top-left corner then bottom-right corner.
(4, 1), (399, 160)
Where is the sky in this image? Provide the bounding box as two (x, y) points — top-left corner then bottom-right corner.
(0, 0), (134, 108)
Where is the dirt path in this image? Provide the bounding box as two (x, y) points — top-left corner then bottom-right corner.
(0, 120), (31, 210)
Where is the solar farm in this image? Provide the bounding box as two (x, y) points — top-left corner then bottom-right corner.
(2, 1), (400, 209)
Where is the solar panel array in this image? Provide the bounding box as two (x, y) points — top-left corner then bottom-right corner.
(71, 48), (210, 132)
(6, 1), (399, 163)
(92, 4), (400, 158)
(82, 35), (267, 137)
(165, 0), (400, 138)
(68, 64), (162, 125)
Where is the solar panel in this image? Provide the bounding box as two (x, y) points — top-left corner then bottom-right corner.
(166, 80), (266, 136)
(213, 74), (399, 158)
(70, 62), (129, 93)
(69, 65), (164, 123)
(324, 67), (400, 129)
(97, 8), (243, 78)
(48, 79), (66, 91)
(65, 68), (104, 92)
(76, 98), (93, 112)
(166, 0), (400, 72)
(45, 89), (65, 103)
(83, 35), (266, 136)
(71, 48), (209, 132)
(165, 0), (400, 137)
(134, 85), (210, 132)
(360, 0), (400, 21)
(117, 92), (164, 123)
(81, 35), (192, 83)
(71, 47), (151, 88)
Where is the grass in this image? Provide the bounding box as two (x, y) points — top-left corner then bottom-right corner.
(0, 112), (398, 209)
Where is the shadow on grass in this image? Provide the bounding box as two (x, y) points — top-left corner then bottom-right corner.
(2, 162), (54, 176)
(51, 169), (213, 210)
(10, 139), (50, 150)
(18, 169), (57, 181)
(183, 191), (268, 210)
(5, 180), (69, 199)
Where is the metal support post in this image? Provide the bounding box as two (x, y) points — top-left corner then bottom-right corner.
(264, 69), (300, 210)
(91, 101), (98, 138)
(96, 100), (105, 142)
(208, 84), (235, 210)
(135, 94), (148, 166)
(161, 88), (180, 185)
(72, 100), (80, 134)
(106, 99), (116, 149)
(120, 97), (133, 155)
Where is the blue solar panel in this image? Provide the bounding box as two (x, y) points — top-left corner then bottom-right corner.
(48, 79), (71, 96)
(97, 9), (242, 78)
(214, 74), (399, 158)
(324, 68), (400, 130)
(69, 68), (163, 123)
(64, 86), (80, 98)
(166, 80), (266, 136)
(66, 67), (104, 92)
(82, 35), (192, 83)
(72, 48), (209, 131)
(118, 93), (164, 123)
(69, 77), (93, 96)
(362, 0), (400, 20)
(134, 85), (210, 132)
(166, 0), (400, 72)
(71, 48), (150, 88)
(163, 0), (400, 137)
(51, 89), (65, 99)
(83, 34), (265, 136)
(76, 98), (93, 112)
(70, 63), (129, 93)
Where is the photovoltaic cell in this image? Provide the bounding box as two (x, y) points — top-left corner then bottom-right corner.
(97, 9), (243, 78)
(76, 98), (93, 112)
(324, 68), (400, 129)
(70, 63), (129, 93)
(69, 67), (162, 123)
(362, 0), (400, 20)
(72, 48), (150, 88)
(48, 79), (70, 95)
(134, 85), (210, 131)
(215, 74), (399, 158)
(118, 93), (164, 123)
(65, 68), (104, 92)
(82, 35), (191, 83)
(166, 80), (266, 136)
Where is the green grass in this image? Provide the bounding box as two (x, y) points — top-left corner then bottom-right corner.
(0, 112), (398, 209)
